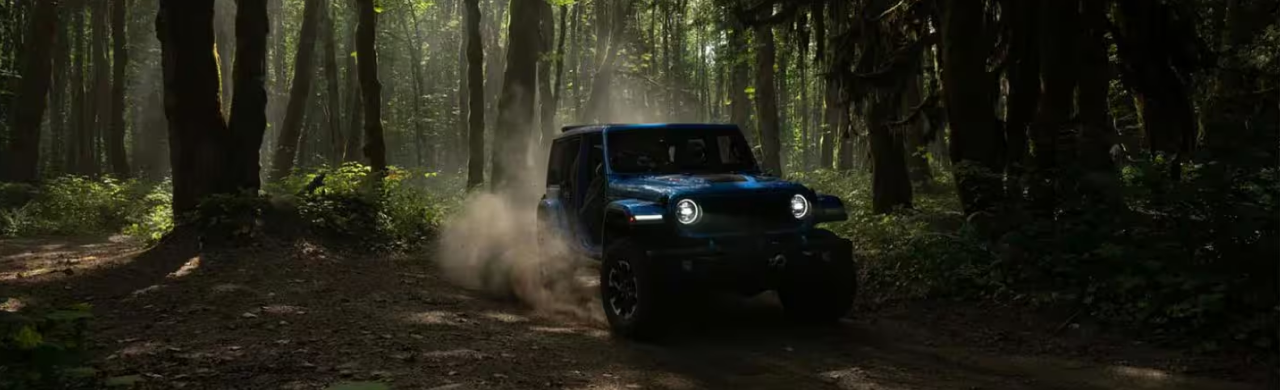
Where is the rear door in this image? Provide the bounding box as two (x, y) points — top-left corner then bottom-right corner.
(545, 136), (583, 241)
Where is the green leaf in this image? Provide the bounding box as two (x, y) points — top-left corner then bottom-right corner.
(374, 5), (384, 13)
(326, 382), (390, 390)
(13, 325), (42, 349)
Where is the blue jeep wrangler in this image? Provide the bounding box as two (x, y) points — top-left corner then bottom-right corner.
(537, 123), (856, 338)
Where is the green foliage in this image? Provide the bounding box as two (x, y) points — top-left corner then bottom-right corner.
(0, 301), (95, 389)
(268, 163), (463, 249)
(793, 170), (986, 302)
(0, 177), (170, 240)
(795, 162), (1278, 349)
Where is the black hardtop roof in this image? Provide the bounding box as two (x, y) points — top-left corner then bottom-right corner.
(557, 123), (741, 139)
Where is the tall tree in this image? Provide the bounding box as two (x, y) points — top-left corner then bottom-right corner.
(1112, 0), (1198, 180)
(858, 0), (913, 213)
(727, 24), (752, 147)
(491, 0), (540, 192)
(753, 20), (782, 176)
(91, 0), (110, 175)
(2, 0), (57, 182)
(550, 3), (568, 118)
(70, 0), (92, 172)
(156, 0), (232, 215)
(1001, 0), (1039, 201)
(320, 0), (343, 166)
(108, 0), (131, 177)
(227, 0), (270, 192)
(49, 5), (69, 176)
(342, 1), (363, 163)
(1075, 0), (1122, 206)
(536, 0), (556, 145)
(1029, 0), (1079, 213)
(464, 0), (484, 189)
(355, 0), (387, 174)
(269, 0), (322, 180)
(939, 0), (1004, 214)
(215, 0), (234, 110)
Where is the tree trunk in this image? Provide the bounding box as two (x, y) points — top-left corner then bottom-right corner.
(754, 22), (783, 176)
(157, 0), (232, 216)
(536, 0), (556, 146)
(1002, 0), (1038, 201)
(69, 3), (86, 175)
(869, 101), (913, 213)
(1030, 0), (1079, 213)
(583, 0), (630, 123)
(903, 72), (932, 186)
(819, 1), (843, 170)
(1076, 0), (1123, 206)
(91, 0), (110, 175)
(342, 4), (363, 163)
(321, 0), (342, 167)
(108, 0), (130, 177)
(491, 0), (540, 192)
(484, 0), (510, 133)
(215, 0), (234, 111)
(465, 0), (485, 188)
(355, 0), (386, 174)
(551, 4), (567, 121)
(1113, 0), (1197, 180)
(568, 2), (582, 119)
(269, 0), (322, 180)
(728, 26), (752, 147)
(50, 7), (68, 176)
(3, 0), (56, 183)
(407, 6), (429, 167)
(940, 0), (1004, 214)
(226, 0), (269, 192)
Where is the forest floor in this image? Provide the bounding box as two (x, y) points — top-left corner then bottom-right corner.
(0, 234), (1270, 390)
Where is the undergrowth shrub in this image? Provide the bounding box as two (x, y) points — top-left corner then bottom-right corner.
(0, 176), (164, 238)
(268, 163), (463, 249)
(0, 300), (95, 389)
(794, 163), (1278, 350)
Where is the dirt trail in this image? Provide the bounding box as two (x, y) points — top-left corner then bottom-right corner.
(0, 236), (1267, 390)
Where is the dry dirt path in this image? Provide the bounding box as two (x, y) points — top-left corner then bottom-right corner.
(1, 235), (1267, 390)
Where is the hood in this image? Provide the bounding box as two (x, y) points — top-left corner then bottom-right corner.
(608, 173), (811, 202)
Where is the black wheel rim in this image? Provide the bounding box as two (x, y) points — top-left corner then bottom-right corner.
(606, 259), (639, 319)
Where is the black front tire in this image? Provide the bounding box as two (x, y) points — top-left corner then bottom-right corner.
(778, 239), (857, 323)
(601, 238), (666, 340)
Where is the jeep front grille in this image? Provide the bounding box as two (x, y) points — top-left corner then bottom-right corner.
(682, 193), (801, 235)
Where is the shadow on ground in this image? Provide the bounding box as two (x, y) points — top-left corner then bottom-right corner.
(0, 234), (1268, 390)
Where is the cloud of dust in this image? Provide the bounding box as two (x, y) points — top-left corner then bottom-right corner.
(435, 76), (693, 325)
(434, 137), (605, 325)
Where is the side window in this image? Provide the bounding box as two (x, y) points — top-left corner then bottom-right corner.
(718, 135), (742, 164)
(547, 137), (580, 186)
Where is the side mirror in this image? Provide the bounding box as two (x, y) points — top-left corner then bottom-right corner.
(812, 195), (848, 223)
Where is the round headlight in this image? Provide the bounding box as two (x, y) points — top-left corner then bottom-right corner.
(790, 194), (810, 219)
(676, 199), (701, 224)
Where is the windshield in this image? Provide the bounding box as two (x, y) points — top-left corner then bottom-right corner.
(607, 127), (759, 174)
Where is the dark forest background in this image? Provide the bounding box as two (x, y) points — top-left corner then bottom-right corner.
(0, 0), (1277, 365)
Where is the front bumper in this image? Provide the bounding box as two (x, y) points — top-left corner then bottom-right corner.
(642, 232), (852, 292)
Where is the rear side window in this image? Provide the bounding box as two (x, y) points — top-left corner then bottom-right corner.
(547, 137), (581, 186)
